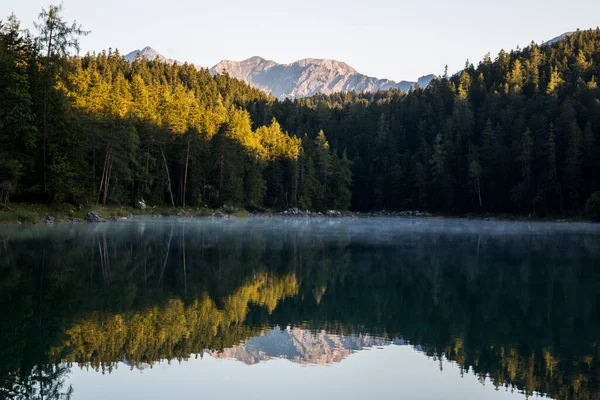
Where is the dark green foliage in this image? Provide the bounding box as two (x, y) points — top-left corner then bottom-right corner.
(272, 29), (600, 215)
(0, 16), (37, 205)
(585, 191), (600, 220)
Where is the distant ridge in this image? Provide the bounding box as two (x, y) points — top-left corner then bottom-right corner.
(124, 46), (177, 64)
(545, 32), (575, 45)
(210, 56), (436, 99)
(122, 30), (594, 99)
(122, 46), (435, 99)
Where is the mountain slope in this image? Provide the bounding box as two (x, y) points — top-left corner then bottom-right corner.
(545, 31), (576, 45)
(211, 56), (435, 99)
(124, 46), (178, 64)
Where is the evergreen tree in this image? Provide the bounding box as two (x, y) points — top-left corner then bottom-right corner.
(34, 3), (89, 193)
(0, 15), (37, 205)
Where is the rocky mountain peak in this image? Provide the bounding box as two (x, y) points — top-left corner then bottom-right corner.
(210, 56), (435, 99)
(124, 46), (436, 99)
(124, 46), (173, 64)
(293, 58), (357, 74)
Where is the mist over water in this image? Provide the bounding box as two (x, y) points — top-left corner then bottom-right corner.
(1, 217), (599, 399)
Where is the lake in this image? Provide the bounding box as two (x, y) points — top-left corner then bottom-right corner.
(1, 217), (599, 399)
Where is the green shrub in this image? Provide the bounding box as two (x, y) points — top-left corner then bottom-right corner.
(0, 209), (38, 224)
(18, 211), (38, 224)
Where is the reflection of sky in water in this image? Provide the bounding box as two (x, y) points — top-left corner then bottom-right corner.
(1, 217), (598, 399)
(67, 345), (527, 400)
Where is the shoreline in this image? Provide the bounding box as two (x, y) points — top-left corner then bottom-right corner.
(0, 204), (595, 225)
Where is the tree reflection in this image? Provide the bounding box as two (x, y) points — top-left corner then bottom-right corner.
(2, 364), (72, 400)
(0, 220), (598, 399)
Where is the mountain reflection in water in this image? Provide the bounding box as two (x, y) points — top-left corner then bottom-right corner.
(208, 326), (405, 365)
(0, 217), (599, 399)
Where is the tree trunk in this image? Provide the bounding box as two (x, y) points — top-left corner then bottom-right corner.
(97, 149), (109, 204)
(42, 91), (48, 193)
(103, 158), (112, 206)
(42, 30), (53, 194)
(183, 137), (190, 207)
(161, 146), (175, 207)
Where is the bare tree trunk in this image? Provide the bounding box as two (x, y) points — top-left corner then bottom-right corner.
(160, 147), (175, 207)
(97, 150), (109, 204)
(102, 156), (112, 206)
(183, 137), (190, 207)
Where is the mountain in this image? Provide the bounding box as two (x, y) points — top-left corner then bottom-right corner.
(122, 47), (436, 99)
(545, 31), (576, 45)
(208, 326), (406, 365)
(124, 46), (178, 64)
(211, 56), (436, 99)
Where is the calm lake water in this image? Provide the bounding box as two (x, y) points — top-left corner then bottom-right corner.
(1, 217), (599, 399)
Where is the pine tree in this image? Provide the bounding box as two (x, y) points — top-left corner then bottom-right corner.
(513, 129), (534, 211)
(34, 3), (89, 193)
(313, 130), (332, 209)
(0, 15), (37, 205)
(468, 159), (483, 208)
(565, 120), (583, 209)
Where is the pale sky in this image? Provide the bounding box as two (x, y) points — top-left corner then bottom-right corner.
(3, 0), (599, 82)
(66, 346), (529, 399)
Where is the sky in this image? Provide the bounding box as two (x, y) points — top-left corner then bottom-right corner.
(66, 346), (528, 399)
(2, 0), (599, 82)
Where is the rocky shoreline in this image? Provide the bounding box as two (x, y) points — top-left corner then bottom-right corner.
(22, 207), (437, 224)
(0, 204), (593, 225)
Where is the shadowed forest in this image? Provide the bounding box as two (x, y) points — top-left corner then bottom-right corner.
(1, 6), (599, 216)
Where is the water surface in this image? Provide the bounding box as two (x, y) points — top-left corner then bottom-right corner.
(1, 217), (599, 399)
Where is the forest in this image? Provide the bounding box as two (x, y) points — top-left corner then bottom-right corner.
(0, 5), (599, 216)
(0, 5), (351, 213)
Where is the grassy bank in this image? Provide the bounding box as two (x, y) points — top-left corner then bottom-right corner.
(0, 203), (235, 224)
